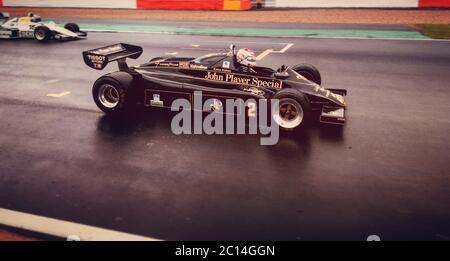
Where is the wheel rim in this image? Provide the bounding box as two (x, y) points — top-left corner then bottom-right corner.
(98, 84), (120, 108)
(35, 30), (45, 40)
(273, 98), (303, 129)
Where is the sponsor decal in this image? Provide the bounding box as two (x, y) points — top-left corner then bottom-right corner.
(213, 68), (231, 72)
(314, 85), (345, 105)
(91, 45), (124, 55)
(190, 64), (208, 70)
(87, 55), (106, 63)
(150, 94), (164, 107)
(0, 30), (12, 36)
(242, 86), (266, 96)
(19, 31), (33, 38)
(204, 71), (282, 89)
(222, 61), (230, 68)
(209, 99), (223, 111)
(158, 62), (180, 67)
(87, 54), (106, 69)
(179, 62), (190, 69)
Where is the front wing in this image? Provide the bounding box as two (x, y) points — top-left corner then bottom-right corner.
(319, 88), (346, 125)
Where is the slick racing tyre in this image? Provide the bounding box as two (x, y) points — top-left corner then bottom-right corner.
(292, 64), (322, 85)
(150, 57), (164, 62)
(149, 56), (175, 63)
(64, 23), (80, 33)
(92, 73), (135, 115)
(272, 89), (311, 131)
(34, 26), (51, 42)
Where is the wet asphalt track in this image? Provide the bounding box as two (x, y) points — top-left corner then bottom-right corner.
(0, 32), (450, 240)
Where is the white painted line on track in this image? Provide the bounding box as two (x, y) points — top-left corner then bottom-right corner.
(272, 43), (294, 53)
(45, 79), (60, 84)
(179, 42), (294, 59)
(256, 49), (274, 61)
(254, 43), (293, 60)
(47, 91), (70, 98)
(0, 208), (160, 241)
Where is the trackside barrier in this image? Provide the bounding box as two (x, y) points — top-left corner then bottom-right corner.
(0, 0), (252, 10)
(1, 0), (449, 9)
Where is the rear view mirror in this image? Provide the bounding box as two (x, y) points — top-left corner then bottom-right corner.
(229, 44), (236, 55)
(0, 12), (10, 19)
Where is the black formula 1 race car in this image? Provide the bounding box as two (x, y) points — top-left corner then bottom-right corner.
(83, 43), (347, 131)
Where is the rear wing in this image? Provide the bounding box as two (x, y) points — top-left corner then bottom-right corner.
(0, 12), (10, 19)
(82, 43), (143, 71)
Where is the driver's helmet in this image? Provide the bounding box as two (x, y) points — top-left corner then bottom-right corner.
(27, 12), (41, 22)
(236, 48), (256, 67)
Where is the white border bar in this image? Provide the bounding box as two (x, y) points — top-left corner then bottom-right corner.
(0, 208), (159, 241)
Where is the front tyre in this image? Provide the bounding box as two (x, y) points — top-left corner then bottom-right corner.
(92, 75), (135, 115)
(34, 26), (51, 42)
(64, 23), (80, 33)
(272, 89), (311, 131)
(292, 64), (321, 85)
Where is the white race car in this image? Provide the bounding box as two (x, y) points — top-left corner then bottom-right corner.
(0, 12), (87, 41)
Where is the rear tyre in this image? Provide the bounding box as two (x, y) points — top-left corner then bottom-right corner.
(150, 57), (164, 62)
(34, 26), (51, 42)
(292, 63), (321, 85)
(272, 88), (311, 131)
(149, 56), (175, 63)
(64, 23), (80, 33)
(92, 74), (135, 115)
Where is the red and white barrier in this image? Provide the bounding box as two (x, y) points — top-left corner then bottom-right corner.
(419, 0), (450, 7)
(136, 0), (251, 10)
(137, 0), (221, 10)
(1, 0), (137, 9)
(275, 0), (450, 8)
(0, 0), (252, 10)
(0, 0), (448, 9)
(275, 0), (418, 8)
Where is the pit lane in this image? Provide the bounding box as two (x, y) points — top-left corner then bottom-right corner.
(0, 32), (449, 240)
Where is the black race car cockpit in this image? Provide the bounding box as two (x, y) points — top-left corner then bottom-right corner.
(191, 45), (279, 77)
(145, 44), (288, 79)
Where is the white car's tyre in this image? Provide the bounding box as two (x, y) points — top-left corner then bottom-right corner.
(64, 23), (80, 33)
(34, 26), (51, 42)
